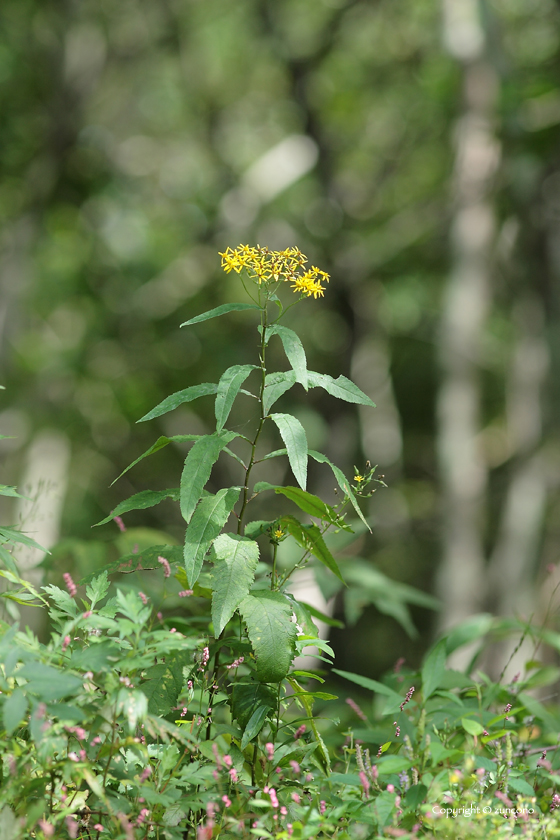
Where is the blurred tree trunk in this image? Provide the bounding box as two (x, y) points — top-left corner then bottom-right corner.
(437, 0), (500, 666)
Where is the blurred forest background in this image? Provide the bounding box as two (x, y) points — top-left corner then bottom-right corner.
(1, 0), (560, 679)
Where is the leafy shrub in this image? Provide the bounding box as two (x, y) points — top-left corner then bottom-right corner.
(2, 250), (560, 839)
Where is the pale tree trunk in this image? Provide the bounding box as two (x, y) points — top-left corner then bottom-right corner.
(437, 0), (500, 666)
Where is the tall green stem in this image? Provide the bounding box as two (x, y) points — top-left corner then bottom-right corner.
(237, 303), (269, 535)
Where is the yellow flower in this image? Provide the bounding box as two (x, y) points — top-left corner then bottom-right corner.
(354, 474), (364, 483)
(274, 529), (284, 540)
(219, 245), (330, 298)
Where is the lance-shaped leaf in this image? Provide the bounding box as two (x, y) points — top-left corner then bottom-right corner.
(280, 515), (344, 583)
(0, 485), (27, 500)
(138, 384), (218, 423)
(0, 526), (48, 553)
(180, 431), (238, 524)
(309, 450), (371, 532)
(265, 325), (308, 389)
(94, 489), (179, 528)
(183, 487), (241, 586)
(111, 435), (201, 485)
(269, 414), (307, 490)
(215, 365), (258, 432)
(231, 682), (277, 748)
(286, 676), (331, 772)
(308, 371), (376, 407)
(210, 534), (259, 635)
(275, 486), (343, 527)
(239, 590), (297, 683)
(181, 302), (260, 327)
(263, 371), (296, 415)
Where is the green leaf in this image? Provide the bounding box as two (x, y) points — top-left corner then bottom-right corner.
(507, 776), (535, 796)
(443, 613), (494, 655)
(281, 516), (344, 582)
(239, 590), (297, 682)
(42, 584), (79, 617)
(252, 481), (279, 495)
(297, 601), (344, 629)
(332, 669), (403, 702)
(215, 365), (258, 432)
(3, 688), (28, 735)
(241, 706), (272, 750)
(180, 431), (237, 524)
(183, 487), (241, 586)
(94, 489), (180, 527)
(111, 435), (201, 485)
(287, 676), (331, 773)
(210, 534), (259, 635)
(0, 545), (18, 574)
(308, 371), (376, 407)
(244, 520), (276, 539)
(0, 526), (48, 553)
(462, 717), (484, 736)
(269, 414), (307, 490)
(404, 784), (428, 809)
(231, 681), (277, 734)
(263, 371), (297, 415)
(181, 302), (260, 327)
(85, 572), (110, 608)
(265, 325), (308, 389)
(138, 384), (218, 423)
(422, 638), (447, 700)
(18, 663), (83, 701)
(309, 450), (371, 532)
(0, 485), (27, 500)
(275, 486), (342, 526)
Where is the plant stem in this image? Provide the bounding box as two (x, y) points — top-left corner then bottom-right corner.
(271, 543), (278, 590)
(237, 303), (269, 535)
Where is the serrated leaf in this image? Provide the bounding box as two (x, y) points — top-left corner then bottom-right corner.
(239, 590), (297, 682)
(308, 371), (376, 407)
(138, 384), (218, 423)
(85, 572), (110, 608)
(0, 545), (18, 574)
(3, 688), (28, 735)
(183, 487), (241, 586)
(181, 302), (260, 327)
(18, 663), (83, 701)
(231, 682), (277, 733)
(180, 432), (237, 524)
(507, 776), (535, 796)
(210, 534), (259, 635)
(263, 371), (296, 415)
(269, 414), (307, 490)
(275, 486), (341, 525)
(42, 584), (79, 617)
(421, 638), (447, 700)
(0, 485), (27, 500)
(265, 325), (308, 389)
(308, 450), (371, 532)
(111, 435), (201, 485)
(280, 516), (344, 582)
(0, 526), (47, 553)
(215, 365), (258, 432)
(244, 520), (276, 539)
(94, 489), (180, 528)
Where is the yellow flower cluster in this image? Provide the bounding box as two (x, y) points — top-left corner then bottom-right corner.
(219, 244), (329, 299)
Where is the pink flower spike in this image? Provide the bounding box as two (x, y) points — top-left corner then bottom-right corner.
(157, 555), (171, 578)
(229, 767), (238, 783)
(319, 800), (326, 815)
(222, 795), (231, 808)
(38, 819), (54, 837)
(113, 514), (126, 532)
(223, 754), (233, 767)
(93, 826), (104, 832)
(178, 589), (193, 597)
(63, 573), (77, 597)
(138, 591), (148, 605)
(140, 766), (152, 782)
(265, 742), (274, 761)
(62, 635), (71, 652)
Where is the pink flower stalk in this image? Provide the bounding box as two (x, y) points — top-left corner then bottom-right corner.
(289, 760), (300, 775)
(38, 819), (54, 837)
(319, 800), (326, 815)
(139, 766), (152, 782)
(138, 591), (148, 605)
(222, 795), (231, 808)
(265, 742), (275, 761)
(226, 656), (244, 670)
(359, 770), (370, 797)
(62, 635), (71, 652)
(280, 806), (288, 816)
(93, 826), (104, 832)
(229, 767), (238, 783)
(264, 787), (279, 808)
(65, 816), (78, 839)
(91, 735), (102, 745)
(136, 808), (150, 827)
(394, 657), (405, 673)
(157, 612), (163, 621)
(287, 825), (293, 836)
(63, 573), (77, 597)
(158, 555), (171, 577)
(178, 589), (193, 597)
(66, 725), (87, 741)
(198, 646), (210, 671)
(346, 697), (368, 722)
(504, 703), (512, 720)
(294, 724), (306, 739)
(292, 792), (301, 804)
(82, 610), (92, 619)
(400, 686), (415, 711)
(223, 755), (233, 768)
(113, 514), (126, 532)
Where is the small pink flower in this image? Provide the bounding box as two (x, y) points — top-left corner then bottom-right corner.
(82, 610), (92, 619)
(136, 808), (150, 826)
(65, 816), (78, 839)
(93, 826), (104, 832)
(178, 590), (193, 597)
(38, 819), (54, 837)
(265, 742), (274, 761)
(140, 766), (152, 782)
(62, 635), (71, 652)
(91, 735), (102, 745)
(280, 806), (287, 816)
(294, 724), (306, 739)
(387, 784), (395, 793)
(292, 792), (301, 804)
(157, 612), (163, 621)
(158, 555), (171, 578)
(170, 627), (177, 633)
(319, 800), (326, 815)
(113, 514), (126, 532)
(63, 572), (77, 597)
(222, 795), (231, 808)
(138, 591), (148, 605)
(223, 754), (232, 767)
(289, 760), (300, 775)
(359, 770), (370, 797)
(229, 767), (238, 783)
